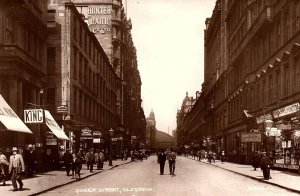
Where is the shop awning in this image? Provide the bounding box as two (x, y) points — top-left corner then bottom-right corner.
(44, 110), (69, 140)
(0, 94), (32, 134)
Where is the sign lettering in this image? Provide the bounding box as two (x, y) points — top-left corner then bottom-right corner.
(24, 109), (44, 123)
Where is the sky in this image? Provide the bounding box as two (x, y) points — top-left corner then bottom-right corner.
(126, 0), (216, 134)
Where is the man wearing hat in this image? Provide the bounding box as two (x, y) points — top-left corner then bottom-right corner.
(9, 147), (25, 191)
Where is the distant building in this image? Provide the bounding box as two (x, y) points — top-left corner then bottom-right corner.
(146, 110), (156, 149)
(155, 130), (174, 149)
(176, 92), (197, 145)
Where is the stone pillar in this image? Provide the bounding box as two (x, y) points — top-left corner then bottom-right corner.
(17, 80), (25, 146)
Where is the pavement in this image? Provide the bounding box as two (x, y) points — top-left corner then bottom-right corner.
(185, 155), (300, 194)
(0, 159), (131, 196)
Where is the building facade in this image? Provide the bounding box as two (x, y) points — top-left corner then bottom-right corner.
(72, 0), (146, 145)
(47, 1), (119, 152)
(0, 0), (48, 160)
(179, 0), (300, 170)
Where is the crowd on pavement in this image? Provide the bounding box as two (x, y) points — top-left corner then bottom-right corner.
(0, 146), (132, 192)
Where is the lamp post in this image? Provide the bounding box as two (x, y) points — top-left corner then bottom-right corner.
(264, 119), (273, 157)
(109, 128), (114, 166)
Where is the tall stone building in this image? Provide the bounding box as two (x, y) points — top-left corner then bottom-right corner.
(71, 0), (146, 144)
(47, 1), (119, 151)
(0, 0), (48, 153)
(179, 0), (300, 170)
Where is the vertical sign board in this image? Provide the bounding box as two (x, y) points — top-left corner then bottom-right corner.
(87, 5), (112, 60)
(241, 133), (262, 142)
(24, 109), (44, 123)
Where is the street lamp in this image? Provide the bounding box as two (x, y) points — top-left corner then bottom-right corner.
(264, 119), (273, 157)
(109, 128), (114, 166)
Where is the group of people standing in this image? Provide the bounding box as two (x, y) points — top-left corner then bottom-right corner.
(62, 148), (106, 179)
(157, 148), (176, 176)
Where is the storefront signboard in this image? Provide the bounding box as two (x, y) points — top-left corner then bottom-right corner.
(93, 131), (102, 136)
(273, 163), (284, 168)
(81, 127), (93, 140)
(284, 164), (299, 170)
(46, 138), (57, 145)
(112, 138), (119, 142)
(276, 124), (291, 130)
(241, 133), (262, 142)
(93, 138), (100, 143)
(273, 103), (300, 118)
(24, 109), (44, 123)
(256, 114), (272, 124)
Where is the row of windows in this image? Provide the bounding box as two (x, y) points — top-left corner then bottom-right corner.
(72, 87), (117, 127)
(5, 16), (44, 64)
(228, 5), (300, 93)
(73, 16), (117, 91)
(228, 52), (300, 122)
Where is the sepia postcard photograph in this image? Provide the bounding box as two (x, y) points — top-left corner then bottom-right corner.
(0, 0), (300, 195)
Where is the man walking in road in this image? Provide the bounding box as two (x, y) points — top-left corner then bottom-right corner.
(157, 149), (166, 175)
(9, 147), (25, 191)
(167, 148), (176, 175)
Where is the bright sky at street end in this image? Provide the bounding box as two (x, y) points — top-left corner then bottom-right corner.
(127, 0), (216, 135)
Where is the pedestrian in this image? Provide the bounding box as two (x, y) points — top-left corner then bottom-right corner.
(74, 153), (82, 180)
(86, 149), (94, 172)
(71, 152), (76, 178)
(197, 150), (201, 161)
(157, 149), (166, 175)
(260, 152), (271, 180)
(0, 148), (9, 186)
(221, 151), (226, 163)
(9, 147), (25, 191)
(25, 144), (36, 177)
(94, 149), (100, 170)
(167, 148), (176, 175)
(252, 151), (260, 170)
(120, 149), (124, 161)
(63, 149), (73, 176)
(99, 150), (104, 169)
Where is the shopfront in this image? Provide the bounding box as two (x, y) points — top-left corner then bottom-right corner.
(270, 102), (300, 170)
(0, 94), (33, 156)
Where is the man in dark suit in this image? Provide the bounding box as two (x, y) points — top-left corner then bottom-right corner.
(9, 147), (25, 191)
(25, 145), (36, 177)
(157, 149), (166, 175)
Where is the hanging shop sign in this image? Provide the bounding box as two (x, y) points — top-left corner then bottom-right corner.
(256, 114), (272, 124)
(241, 133), (262, 142)
(93, 138), (101, 143)
(80, 127), (93, 140)
(276, 123), (292, 130)
(57, 105), (68, 113)
(93, 131), (102, 136)
(268, 127), (282, 136)
(24, 109), (44, 123)
(273, 103), (300, 118)
(46, 138), (57, 145)
(131, 136), (137, 140)
(111, 137), (119, 142)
